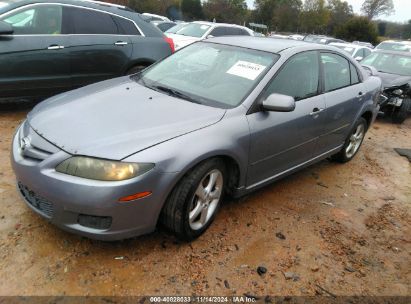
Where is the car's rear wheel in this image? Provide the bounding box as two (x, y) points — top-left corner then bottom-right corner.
(391, 98), (411, 124)
(126, 64), (149, 75)
(160, 158), (226, 241)
(331, 118), (367, 163)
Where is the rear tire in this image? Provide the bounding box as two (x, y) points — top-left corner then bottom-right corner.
(126, 64), (148, 75)
(391, 98), (411, 124)
(331, 118), (367, 163)
(160, 159), (226, 241)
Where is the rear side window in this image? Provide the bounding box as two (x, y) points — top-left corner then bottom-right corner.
(350, 63), (360, 84)
(265, 51), (319, 101)
(321, 53), (351, 92)
(66, 7), (118, 34)
(364, 48), (371, 58)
(113, 15), (139, 35)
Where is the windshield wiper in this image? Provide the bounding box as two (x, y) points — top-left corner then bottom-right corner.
(150, 85), (202, 104)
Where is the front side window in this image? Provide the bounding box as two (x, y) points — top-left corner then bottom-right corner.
(321, 53), (351, 92)
(1, 5), (62, 34)
(67, 7), (118, 34)
(210, 27), (227, 37)
(136, 42), (279, 108)
(265, 51), (319, 101)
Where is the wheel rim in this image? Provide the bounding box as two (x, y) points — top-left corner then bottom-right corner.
(189, 169), (223, 231)
(345, 123), (365, 158)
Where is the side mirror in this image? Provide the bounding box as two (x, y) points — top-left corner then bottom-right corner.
(206, 34), (214, 39)
(0, 21), (13, 35)
(262, 93), (296, 112)
(355, 56), (363, 62)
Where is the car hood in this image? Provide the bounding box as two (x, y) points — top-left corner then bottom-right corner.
(28, 77), (226, 160)
(377, 72), (411, 89)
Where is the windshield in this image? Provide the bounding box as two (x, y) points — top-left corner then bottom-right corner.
(376, 42), (411, 52)
(135, 42), (279, 108)
(174, 23), (210, 38)
(362, 52), (411, 76)
(166, 23), (187, 34)
(334, 45), (355, 55)
(0, 1), (9, 14)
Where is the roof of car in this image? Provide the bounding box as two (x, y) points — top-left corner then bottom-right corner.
(0, 0), (134, 15)
(193, 21), (249, 29)
(373, 49), (411, 57)
(206, 36), (334, 53)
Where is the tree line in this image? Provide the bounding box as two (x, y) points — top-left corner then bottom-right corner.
(114, 0), (411, 44)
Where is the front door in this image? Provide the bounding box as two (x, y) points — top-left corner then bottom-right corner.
(246, 51), (327, 187)
(0, 4), (70, 102)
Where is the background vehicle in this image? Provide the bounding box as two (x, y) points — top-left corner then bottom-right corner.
(0, 0), (173, 103)
(12, 38), (380, 241)
(352, 41), (374, 49)
(165, 21), (254, 50)
(151, 20), (177, 32)
(330, 42), (372, 61)
(141, 12), (170, 22)
(304, 35), (345, 44)
(362, 50), (411, 124)
(165, 22), (187, 34)
(375, 40), (411, 53)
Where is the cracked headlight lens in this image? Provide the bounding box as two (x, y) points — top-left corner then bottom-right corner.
(56, 157), (154, 181)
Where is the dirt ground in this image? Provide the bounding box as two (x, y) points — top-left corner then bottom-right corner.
(0, 107), (410, 297)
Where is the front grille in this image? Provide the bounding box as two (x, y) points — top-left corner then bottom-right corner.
(78, 214), (112, 230)
(18, 182), (53, 218)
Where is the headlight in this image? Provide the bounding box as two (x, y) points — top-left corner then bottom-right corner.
(56, 157), (154, 181)
(393, 89), (403, 96)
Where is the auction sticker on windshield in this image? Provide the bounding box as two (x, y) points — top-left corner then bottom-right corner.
(226, 61), (267, 80)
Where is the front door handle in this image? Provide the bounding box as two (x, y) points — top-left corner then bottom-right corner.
(310, 108), (325, 116)
(114, 41), (128, 46)
(47, 45), (64, 50)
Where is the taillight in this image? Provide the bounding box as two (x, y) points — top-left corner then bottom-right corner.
(164, 36), (175, 53)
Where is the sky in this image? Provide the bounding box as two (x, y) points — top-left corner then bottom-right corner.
(245, 0), (411, 23)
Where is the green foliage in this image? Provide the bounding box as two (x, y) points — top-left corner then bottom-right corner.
(336, 16), (379, 44)
(203, 0), (248, 24)
(361, 0), (394, 20)
(181, 0), (203, 20)
(300, 0), (330, 34)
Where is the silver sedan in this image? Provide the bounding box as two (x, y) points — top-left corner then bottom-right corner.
(12, 37), (381, 241)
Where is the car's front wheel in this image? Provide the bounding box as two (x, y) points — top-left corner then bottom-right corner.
(331, 117), (367, 163)
(391, 98), (411, 124)
(160, 159), (226, 241)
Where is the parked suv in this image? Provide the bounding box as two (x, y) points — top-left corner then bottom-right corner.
(0, 0), (174, 103)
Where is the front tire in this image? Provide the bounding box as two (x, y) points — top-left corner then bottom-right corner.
(391, 98), (411, 124)
(331, 118), (367, 163)
(160, 159), (226, 241)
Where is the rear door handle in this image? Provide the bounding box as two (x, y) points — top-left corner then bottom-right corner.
(114, 41), (128, 46)
(47, 45), (64, 50)
(310, 108), (325, 116)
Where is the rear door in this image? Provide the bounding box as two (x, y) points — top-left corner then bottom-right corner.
(64, 6), (133, 88)
(318, 52), (365, 153)
(246, 51), (326, 187)
(0, 4), (70, 101)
